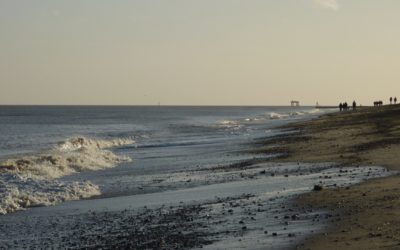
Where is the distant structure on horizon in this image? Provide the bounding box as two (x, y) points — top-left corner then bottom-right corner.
(291, 100), (300, 107)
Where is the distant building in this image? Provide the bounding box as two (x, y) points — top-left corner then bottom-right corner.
(291, 100), (300, 107)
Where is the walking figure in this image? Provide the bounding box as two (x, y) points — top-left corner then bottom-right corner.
(390, 97), (393, 104)
(339, 103), (343, 112)
(395, 97), (398, 104)
(373, 101), (382, 107)
(352, 101), (356, 111)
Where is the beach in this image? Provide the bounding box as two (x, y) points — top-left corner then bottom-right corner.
(3, 1), (400, 249)
(1, 106), (356, 249)
(0, 105), (398, 249)
(261, 104), (400, 249)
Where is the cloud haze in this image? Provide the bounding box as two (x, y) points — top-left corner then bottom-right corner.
(314, 0), (339, 11)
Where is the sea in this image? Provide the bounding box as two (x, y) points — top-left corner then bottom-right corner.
(0, 106), (390, 249)
(0, 105), (323, 210)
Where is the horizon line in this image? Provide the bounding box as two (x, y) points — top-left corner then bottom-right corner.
(0, 104), (330, 107)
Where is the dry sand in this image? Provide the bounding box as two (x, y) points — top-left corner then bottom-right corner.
(261, 105), (400, 249)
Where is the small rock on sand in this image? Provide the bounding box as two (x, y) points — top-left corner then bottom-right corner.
(313, 185), (323, 191)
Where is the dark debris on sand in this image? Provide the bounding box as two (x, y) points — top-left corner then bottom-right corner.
(0, 204), (216, 250)
(68, 205), (218, 250)
(2, 195), (258, 250)
(78, 205), (215, 250)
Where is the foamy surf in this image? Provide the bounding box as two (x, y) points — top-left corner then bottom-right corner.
(0, 174), (100, 215)
(217, 120), (243, 129)
(268, 109), (321, 120)
(0, 137), (134, 214)
(1, 137), (134, 180)
(268, 112), (289, 120)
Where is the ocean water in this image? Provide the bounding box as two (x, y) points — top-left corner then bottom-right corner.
(0, 105), (319, 159)
(0, 105), (326, 214)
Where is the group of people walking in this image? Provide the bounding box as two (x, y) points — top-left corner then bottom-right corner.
(339, 101), (357, 112)
(340, 97), (398, 111)
(374, 97), (397, 107)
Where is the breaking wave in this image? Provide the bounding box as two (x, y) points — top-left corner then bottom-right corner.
(214, 109), (323, 129)
(0, 137), (134, 180)
(268, 112), (290, 120)
(308, 108), (322, 114)
(0, 174), (100, 215)
(217, 120), (243, 129)
(268, 109), (321, 120)
(0, 137), (134, 214)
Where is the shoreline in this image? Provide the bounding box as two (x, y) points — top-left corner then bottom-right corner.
(2, 106), (398, 249)
(1, 162), (386, 249)
(1, 106), (386, 249)
(264, 105), (400, 249)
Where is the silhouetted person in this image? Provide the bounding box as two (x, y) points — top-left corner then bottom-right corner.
(352, 101), (356, 111)
(390, 97), (393, 104)
(339, 103), (343, 112)
(343, 102), (348, 111)
(395, 97), (398, 104)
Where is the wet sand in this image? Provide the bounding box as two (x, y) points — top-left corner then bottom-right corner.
(260, 105), (400, 249)
(0, 161), (388, 249)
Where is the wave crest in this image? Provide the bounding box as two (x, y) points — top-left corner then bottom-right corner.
(268, 112), (289, 120)
(0, 136), (134, 214)
(268, 109), (321, 120)
(58, 137), (135, 151)
(0, 137), (134, 180)
(0, 174), (100, 215)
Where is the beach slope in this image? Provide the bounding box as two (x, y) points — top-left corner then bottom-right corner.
(262, 105), (400, 249)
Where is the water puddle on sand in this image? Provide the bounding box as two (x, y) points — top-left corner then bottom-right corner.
(0, 163), (392, 249)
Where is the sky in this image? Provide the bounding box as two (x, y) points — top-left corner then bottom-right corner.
(1, 0), (400, 106)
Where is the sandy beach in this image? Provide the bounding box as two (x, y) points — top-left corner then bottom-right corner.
(1, 105), (400, 249)
(2, 106), (393, 249)
(261, 104), (400, 249)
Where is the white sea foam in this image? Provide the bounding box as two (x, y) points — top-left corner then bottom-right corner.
(217, 120), (243, 129)
(0, 174), (100, 215)
(268, 109), (322, 120)
(0, 137), (134, 214)
(268, 112), (289, 120)
(244, 117), (263, 122)
(0, 137), (134, 180)
(289, 111), (305, 116)
(57, 137), (134, 152)
(308, 108), (321, 114)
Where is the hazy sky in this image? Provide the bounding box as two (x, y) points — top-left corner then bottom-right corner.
(1, 0), (400, 105)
